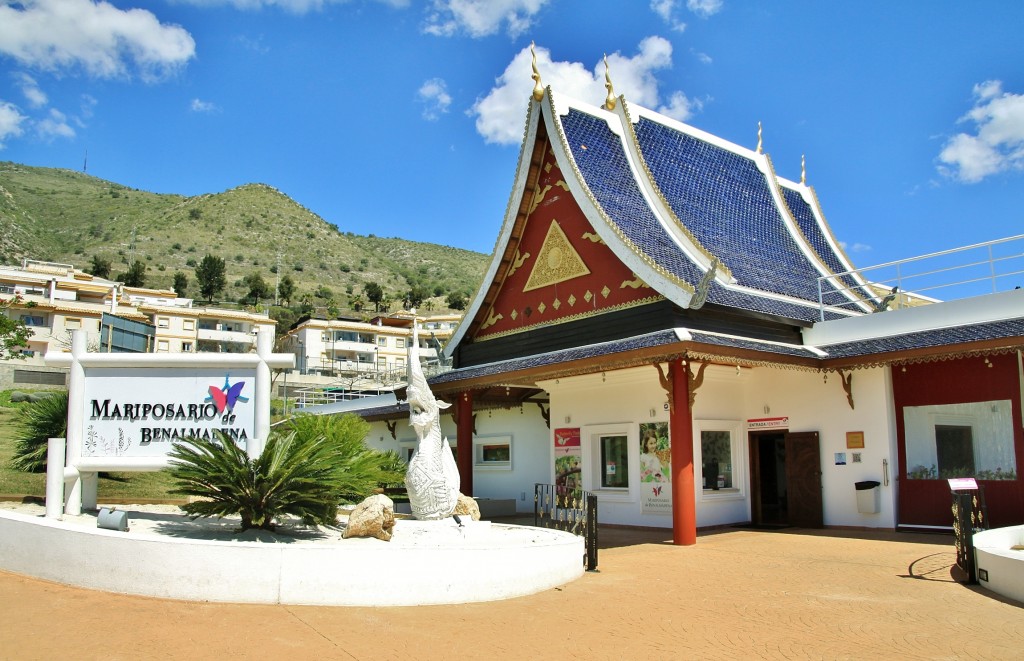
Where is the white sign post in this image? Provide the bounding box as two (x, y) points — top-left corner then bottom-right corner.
(44, 328), (293, 517)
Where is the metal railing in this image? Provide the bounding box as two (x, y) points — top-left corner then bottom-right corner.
(817, 233), (1024, 320)
(534, 483), (598, 571)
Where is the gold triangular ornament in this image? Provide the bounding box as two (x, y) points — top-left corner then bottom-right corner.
(523, 220), (591, 292)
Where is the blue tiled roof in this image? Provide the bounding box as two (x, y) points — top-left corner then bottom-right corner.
(819, 318), (1024, 359)
(559, 108), (844, 325)
(433, 329), (682, 385)
(688, 330), (821, 359)
(560, 109), (706, 286)
(632, 117), (847, 306)
(781, 186), (869, 302)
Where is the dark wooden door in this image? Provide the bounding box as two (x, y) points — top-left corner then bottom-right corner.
(785, 432), (823, 528)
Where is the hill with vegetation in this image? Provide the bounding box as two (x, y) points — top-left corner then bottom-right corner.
(0, 161), (489, 328)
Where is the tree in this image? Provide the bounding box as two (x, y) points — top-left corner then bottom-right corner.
(195, 254), (226, 302)
(363, 282), (384, 312)
(241, 272), (271, 305)
(446, 291), (468, 310)
(10, 391), (68, 472)
(172, 271), (188, 298)
(120, 260), (146, 287)
(0, 295), (32, 360)
(406, 285), (430, 310)
(277, 274), (296, 306)
(89, 255), (112, 279)
(167, 414), (404, 532)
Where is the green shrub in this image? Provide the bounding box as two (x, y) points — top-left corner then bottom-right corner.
(10, 390), (68, 472)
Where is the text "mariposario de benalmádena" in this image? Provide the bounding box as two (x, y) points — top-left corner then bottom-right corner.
(89, 398), (249, 445)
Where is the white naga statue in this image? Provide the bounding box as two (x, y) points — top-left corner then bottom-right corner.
(403, 320), (460, 520)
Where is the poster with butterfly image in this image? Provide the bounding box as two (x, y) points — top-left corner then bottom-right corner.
(640, 421), (672, 515)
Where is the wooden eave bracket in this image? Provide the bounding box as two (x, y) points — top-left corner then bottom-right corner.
(535, 401), (550, 428)
(385, 419), (397, 440)
(654, 359), (707, 412)
(838, 369), (854, 410)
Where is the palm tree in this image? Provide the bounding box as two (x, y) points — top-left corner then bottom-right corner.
(10, 390), (69, 472)
(167, 413), (404, 532)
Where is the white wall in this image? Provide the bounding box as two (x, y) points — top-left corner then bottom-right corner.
(364, 405), (551, 513)
(744, 366), (897, 528)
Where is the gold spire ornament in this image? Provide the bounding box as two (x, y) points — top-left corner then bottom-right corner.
(603, 54), (617, 110)
(531, 42), (544, 102)
(801, 154), (807, 184)
(756, 121), (763, 154)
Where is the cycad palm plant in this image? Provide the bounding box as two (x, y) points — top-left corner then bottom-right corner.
(168, 413), (404, 532)
(10, 390), (68, 472)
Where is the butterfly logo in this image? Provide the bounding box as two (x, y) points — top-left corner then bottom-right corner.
(652, 486), (662, 497)
(207, 375), (249, 413)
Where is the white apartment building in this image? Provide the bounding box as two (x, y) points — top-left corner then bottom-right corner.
(280, 312), (461, 400)
(1, 260), (275, 388)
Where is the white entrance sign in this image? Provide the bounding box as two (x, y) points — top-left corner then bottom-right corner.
(84, 368), (256, 460)
(44, 328), (294, 517)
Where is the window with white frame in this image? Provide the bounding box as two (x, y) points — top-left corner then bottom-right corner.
(377, 336), (387, 347)
(183, 319), (195, 331)
(396, 337), (405, 349)
(474, 436), (512, 469)
(157, 317), (170, 329)
(157, 339), (169, 352)
(65, 317), (82, 330)
(182, 341), (193, 352)
(904, 400), (1016, 480)
(694, 420), (743, 496)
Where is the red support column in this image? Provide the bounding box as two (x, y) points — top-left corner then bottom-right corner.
(670, 360), (697, 546)
(456, 390), (474, 497)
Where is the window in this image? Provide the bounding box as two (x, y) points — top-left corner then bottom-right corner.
(157, 339), (169, 352)
(20, 314), (44, 327)
(65, 318), (82, 330)
(701, 431), (733, 490)
(182, 342), (193, 353)
(599, 434), (629, 489)
(183, 319), (195, 331)
(474, 436), (512, 469)
(157, 317), (170, 329)
(694, 420), (743, 497)
(904, 401), (1016, 480)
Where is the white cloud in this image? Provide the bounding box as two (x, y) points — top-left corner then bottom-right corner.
(418, 78), (452, 121)
(694, 50), (712, 65)
(470, 37), (696, 145)
(14, 73), (48, 108)
(650, 0), (686, 32)
(938, 80), (1024, 183)
(687, 0), (723, 17)
(424, 0), (549, 38)
(190, 98), (219, 113)
(0, 101), (27, 148)
(838, 240), (872, 253)
(0, 0), (196, 80)
(36, 107), (75, 140)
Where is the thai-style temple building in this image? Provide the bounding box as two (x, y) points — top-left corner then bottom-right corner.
(352, 66), (1024, 544)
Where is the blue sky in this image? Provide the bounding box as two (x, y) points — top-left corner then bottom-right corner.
(1, 1), (1022, 271)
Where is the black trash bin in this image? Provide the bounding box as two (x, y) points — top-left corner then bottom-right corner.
(855, 480), (881, 514)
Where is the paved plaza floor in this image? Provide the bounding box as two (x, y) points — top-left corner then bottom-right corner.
(1, 524), (1020, 659)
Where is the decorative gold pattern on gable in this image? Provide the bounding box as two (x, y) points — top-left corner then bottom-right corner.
(620, 273), (648, 289)
(581, 231), (604, 244)
(508, 248), (531, 277)
(523, 220), (591, 292)
(480, 308), (503, 331)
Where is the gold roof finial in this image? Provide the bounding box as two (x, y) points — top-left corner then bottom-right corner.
(530, 42), (544, 102)
(756, 121), (763, 154)
(801, 154), (807, 185)
(603, 54), (617, 111)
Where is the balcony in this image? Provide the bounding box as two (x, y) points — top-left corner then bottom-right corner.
(817, 233), (1024, 319)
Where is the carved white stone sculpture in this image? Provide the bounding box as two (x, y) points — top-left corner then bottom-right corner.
(404, 319), (460, 520)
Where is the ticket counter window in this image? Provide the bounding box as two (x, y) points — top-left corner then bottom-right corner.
(599, 435), (629, 489)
